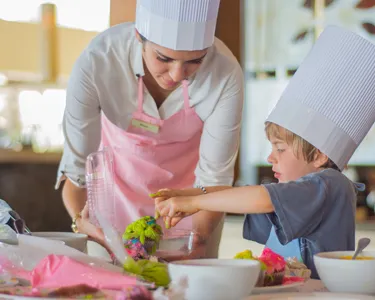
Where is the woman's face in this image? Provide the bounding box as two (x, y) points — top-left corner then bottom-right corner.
(138, 34), (208, 90)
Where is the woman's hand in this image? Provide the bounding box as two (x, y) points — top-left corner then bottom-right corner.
(150, 188), (201, 199)
(76, 204), (107, 248)
(153, 189), (201, 228)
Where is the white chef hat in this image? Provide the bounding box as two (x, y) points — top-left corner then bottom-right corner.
(135, 0), (221, 51)
(266, 26), (375, 170)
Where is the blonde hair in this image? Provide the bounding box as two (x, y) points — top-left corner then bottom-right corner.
(265, 122), (339, 170)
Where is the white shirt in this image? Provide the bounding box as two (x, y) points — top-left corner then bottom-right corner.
(56, 23), (244, 189)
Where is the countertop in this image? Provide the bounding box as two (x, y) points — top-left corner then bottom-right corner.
(0, 148), (62, 164)
(356, 220), (375, 231)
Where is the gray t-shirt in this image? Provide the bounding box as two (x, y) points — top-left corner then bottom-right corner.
(243, 168), (364, 279)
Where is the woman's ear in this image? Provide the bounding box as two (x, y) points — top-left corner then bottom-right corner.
(313, 150), (329, 168)
(135, 29), (142, 42)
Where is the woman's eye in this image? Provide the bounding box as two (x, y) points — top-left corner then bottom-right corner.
(188, 59), (203, 64)
(277, 149), (285, 153)
(157, 56), (172, 63)
(156, 56), (204, 64)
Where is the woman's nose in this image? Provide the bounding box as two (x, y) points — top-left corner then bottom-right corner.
(169, 63), (186, 83)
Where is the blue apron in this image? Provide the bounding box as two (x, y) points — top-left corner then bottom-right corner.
(265, 226), (302, 262)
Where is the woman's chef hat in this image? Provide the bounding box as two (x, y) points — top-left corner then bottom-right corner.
(135, 0), (221, 51)
(266, 26), (375, 170)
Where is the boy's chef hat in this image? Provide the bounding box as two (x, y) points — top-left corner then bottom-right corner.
(135, 0), (221, 51)
(266, 26), (375, 170)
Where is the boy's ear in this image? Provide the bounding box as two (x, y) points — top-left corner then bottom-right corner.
(313, 150), (329, 168)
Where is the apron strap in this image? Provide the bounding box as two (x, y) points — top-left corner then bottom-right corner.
(265, 226), (303, 262)
(182, 80), (190, 110)
(137, 77), (144, 112)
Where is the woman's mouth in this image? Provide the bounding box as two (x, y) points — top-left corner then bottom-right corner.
(162, 77), (178, 88)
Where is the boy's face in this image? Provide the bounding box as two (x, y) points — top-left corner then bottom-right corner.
(267, 136), (321, 183)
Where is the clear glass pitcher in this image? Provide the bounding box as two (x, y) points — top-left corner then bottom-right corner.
(85, 147), (117, 231)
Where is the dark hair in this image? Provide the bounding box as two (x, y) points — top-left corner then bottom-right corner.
(320, 159), (340, 171)
(265, 122), (341, 172)
(139, 33), (147, 43)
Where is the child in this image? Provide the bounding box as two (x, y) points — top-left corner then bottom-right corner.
(153, 26), (375, 279)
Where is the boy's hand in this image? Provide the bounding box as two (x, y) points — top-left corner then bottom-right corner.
(154, 194), (200, 228)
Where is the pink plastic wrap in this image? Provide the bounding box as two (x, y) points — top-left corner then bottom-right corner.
(0, 255), (30, 281)
(30, 254), (137, 290)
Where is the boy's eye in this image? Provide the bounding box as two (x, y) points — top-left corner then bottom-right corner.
(277, 149), (285, 153)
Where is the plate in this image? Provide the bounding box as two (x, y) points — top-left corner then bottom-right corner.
(0, 278), (18, 288)
(0, 286), (118, 299)
(247, 292), (375, 299)
(252, 281), (304, 294)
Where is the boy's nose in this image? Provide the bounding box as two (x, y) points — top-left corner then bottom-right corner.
(267, 153), (276, 164)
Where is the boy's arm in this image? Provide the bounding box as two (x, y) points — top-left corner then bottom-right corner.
(156, 173), (331, 243)
(194, 185), (274, 214)
(202, 175), (330, 244)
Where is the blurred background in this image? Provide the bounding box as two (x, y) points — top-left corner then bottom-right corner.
(0, 0), (374, 233)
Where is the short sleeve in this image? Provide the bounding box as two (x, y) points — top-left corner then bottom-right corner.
(263, 173), (329, 244)
(55, 50), (101, 189)
(243, 214), (272, 245)
(194, 64), (244, 187)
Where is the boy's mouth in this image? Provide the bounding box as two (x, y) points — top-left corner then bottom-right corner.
(273, 170), (281, 179)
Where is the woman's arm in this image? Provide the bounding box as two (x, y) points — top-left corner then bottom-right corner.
(57, 49), (101, 218)
(190, 60), (245, 251)
(194, 65), (244, 187)
(62, 179), (87, 218)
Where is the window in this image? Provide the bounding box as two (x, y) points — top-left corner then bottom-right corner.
(18, 88), (66, 151)
(18, 89), (66, 128)
(0, 0), (110, 32)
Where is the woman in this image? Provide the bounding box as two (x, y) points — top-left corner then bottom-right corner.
(56, 0), (244, 258)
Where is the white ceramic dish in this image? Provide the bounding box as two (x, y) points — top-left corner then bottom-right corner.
(314, 250), (375, 295)
(247, 292), (375, 299)
(87, 240), (112, 262)
(168, 258), (260, 300)
(0, 289), (118, 300)
(32, 232), (88, 253)
(252, 281), (304, 294)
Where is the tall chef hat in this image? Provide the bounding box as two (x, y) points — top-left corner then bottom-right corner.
(135, 0), (221, 51)
(266, 26), (375, 170)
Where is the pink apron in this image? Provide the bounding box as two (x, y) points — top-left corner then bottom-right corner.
(99, 77), (203, 234)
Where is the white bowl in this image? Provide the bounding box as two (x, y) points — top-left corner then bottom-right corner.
(32, 232), (88, 253)
(314, 250), (375, 295)
(168, 258), (261, 300)
(87, 240), (112, 262)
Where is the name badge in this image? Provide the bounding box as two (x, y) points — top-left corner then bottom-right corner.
(131, 119), (159, 133)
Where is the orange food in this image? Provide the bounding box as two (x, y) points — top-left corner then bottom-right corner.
(339, 256), (375, 260)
